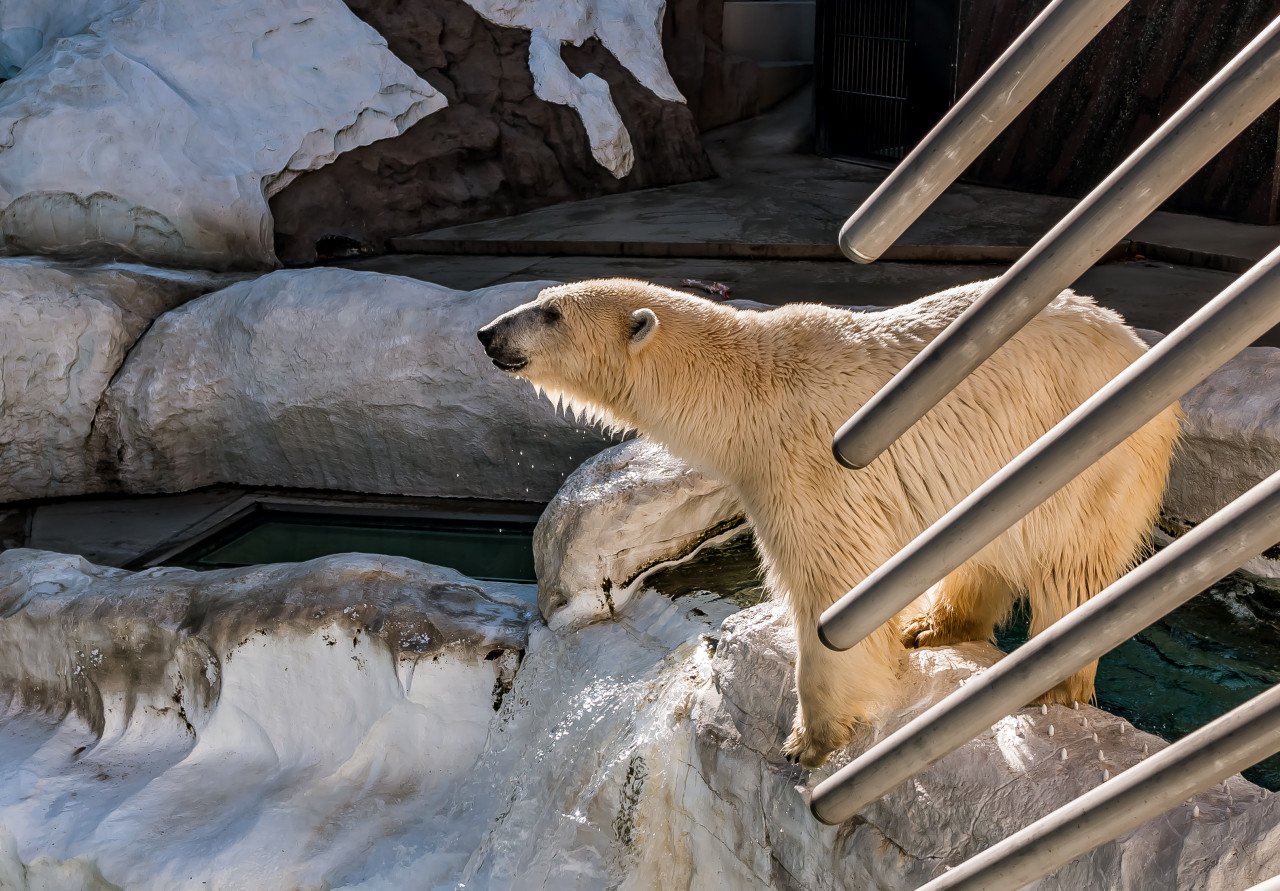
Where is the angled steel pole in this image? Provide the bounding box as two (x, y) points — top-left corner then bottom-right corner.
(810, 468), (1280, 826)
(917, 681), (1280, 891)
(820, 242), (1280, 653)
(837, 0), (1132, 263)
(832, 14), (1280, 470)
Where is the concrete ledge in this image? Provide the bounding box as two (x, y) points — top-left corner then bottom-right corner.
(388, 236), (1042, 264)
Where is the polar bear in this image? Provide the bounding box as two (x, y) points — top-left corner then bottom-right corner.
(478, 279), (1179, 767)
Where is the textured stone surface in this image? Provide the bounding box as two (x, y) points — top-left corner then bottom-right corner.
(1166, 345), (1280, 523)
(270, 0), (719, 264)
(534, 439), (744, 629)
(1135, 332), (1280, 527)
(645, 603), (1279, 890)
(0, 259), (232, 504)
(97, 269), (613, 501)
(0, 0), (443, 268)
(460, 0), (685, 176)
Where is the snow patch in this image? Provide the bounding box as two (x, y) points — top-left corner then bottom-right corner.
(0, 0), (445, 267)
(461, 0), (685, 177)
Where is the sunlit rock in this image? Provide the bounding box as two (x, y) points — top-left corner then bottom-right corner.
(97, 269), (614, 501)
(0, 542), (1274, 888)
(0, 0), (442, 268)
(0, 258), (232, 503)
(534, 438), (745, 629)
(1136, 331), (1280, 576)
(640, 603), (1280, 889)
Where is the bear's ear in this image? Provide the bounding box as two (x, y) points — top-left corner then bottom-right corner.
(629, 308), (659, 351)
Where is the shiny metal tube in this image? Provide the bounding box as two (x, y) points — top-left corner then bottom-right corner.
(810, 468), (1280, 827)
(838, 0), (1131, 264)
(820, 241), (1280, 653)
(832, 14), (1280, 470)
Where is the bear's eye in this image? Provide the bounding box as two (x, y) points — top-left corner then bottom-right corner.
(541, 305), (562, 324)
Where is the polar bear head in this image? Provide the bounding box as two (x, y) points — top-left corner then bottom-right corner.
(477, 277), (737, 435)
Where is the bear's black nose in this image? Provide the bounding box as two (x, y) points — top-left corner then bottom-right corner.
(477, 325), (496, 349)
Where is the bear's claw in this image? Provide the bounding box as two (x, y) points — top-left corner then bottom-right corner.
(900, 613), (935, 648)
(781, 725), (836, 769)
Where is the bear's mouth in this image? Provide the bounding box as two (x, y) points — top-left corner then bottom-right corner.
(491, 357), (528, 372)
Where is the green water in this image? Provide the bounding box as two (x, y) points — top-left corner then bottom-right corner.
(996, 577), (1280, 790)
(644, 534), (769, 608)
(173, 514), (537, 583)
(647, 533), (1280, 791)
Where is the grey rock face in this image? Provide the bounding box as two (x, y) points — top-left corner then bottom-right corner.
(1164, 344), (1280, 524)
(658, 602), (1279, 889)
(1134, 332), (1280, 574)
(0, 259), (232, 503)
(534, 438), (744, 628)
(0, 0), (443, 268)
(97, 269), (613, 500)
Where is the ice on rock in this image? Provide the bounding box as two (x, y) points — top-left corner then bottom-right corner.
(0, 441), (1277, 888)
(0, 0), (444, 268)
(0, 548), (534, 889)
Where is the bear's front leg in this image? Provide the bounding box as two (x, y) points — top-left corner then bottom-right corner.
(782, 619), (903, 768)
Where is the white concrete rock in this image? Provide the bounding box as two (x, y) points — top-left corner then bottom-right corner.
(462, 0), (684, 177)
(0, 0), (443, 268)
(0, 542), (1272, 889)
(0, 548), (534, 890)
(534, 438), (745, 629)
(98, 269), (614, 501)
(0, 258), (233, 504)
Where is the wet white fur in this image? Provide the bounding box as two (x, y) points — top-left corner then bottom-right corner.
(487, 278), (1180, 767)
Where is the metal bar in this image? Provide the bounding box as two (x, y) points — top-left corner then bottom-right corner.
(820, 242), (1280, 652)
(916, 681), (1280, 890)
(838, 0), (1132, 264)
(810, 468), (1280, 826)
(832, 14), (1280, 470)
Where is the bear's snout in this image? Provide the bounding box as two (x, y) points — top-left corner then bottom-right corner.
(476, 319), (529, 372)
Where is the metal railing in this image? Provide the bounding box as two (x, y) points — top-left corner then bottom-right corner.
(813, 7), (1280, 887)
(832, 13), (1280, 470)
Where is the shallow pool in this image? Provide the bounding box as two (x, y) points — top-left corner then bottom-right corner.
(169, 509), (538, 583)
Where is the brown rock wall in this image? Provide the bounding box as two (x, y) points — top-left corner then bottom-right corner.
(270, 0), (727, 265)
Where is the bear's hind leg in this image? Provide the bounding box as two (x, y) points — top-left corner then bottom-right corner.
(901, 562), (1015, 649)
(782, 619), (904, 768)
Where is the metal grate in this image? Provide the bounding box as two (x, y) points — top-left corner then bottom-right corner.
(815, 0), (959, 163)
(814, 6), (1280, 884)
